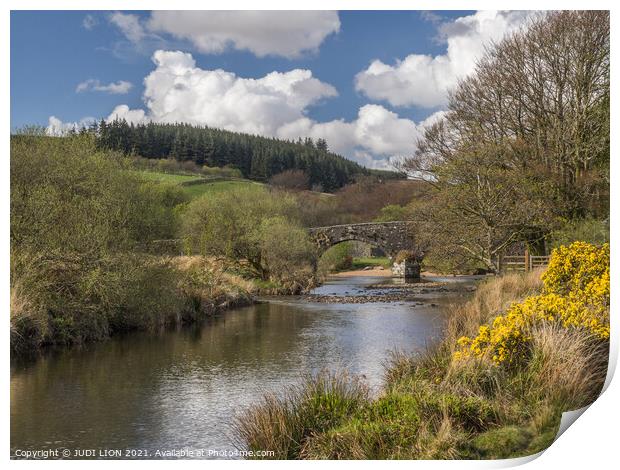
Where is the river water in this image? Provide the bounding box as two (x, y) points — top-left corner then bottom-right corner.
(10, 275), (475, 459)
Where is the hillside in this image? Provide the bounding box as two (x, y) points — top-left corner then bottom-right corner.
(94, 120), (403, 192)
(136, 169), (265, 199)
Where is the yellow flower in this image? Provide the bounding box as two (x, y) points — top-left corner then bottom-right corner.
(453, 242), (610, 366)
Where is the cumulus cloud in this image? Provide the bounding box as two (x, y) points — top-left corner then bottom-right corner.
(277, 106), (445, 169)
(50, 50), (439, 169)
(355, 10), (533, 108)
(76, 79), (133, 94)
(128, 50), (338, 135)
(147, 11), (340, 58)
(106, 105), (147, 124)
(46, 116), (96, 136)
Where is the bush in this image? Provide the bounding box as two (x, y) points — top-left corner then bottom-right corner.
(317, 243), (353, 274)
(10, 252), (182, 351)
(180, 186), (315, 286)
(173, 256), (254, 321)
(374, 204), (409, 222)
(269, 169), (310, 191)
(259, 216), (317, 291)
(454, 242), (609, 366)
(10, 134), (198, 353)
(549, 218), (609, 249)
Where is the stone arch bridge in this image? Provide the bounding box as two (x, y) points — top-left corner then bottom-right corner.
(308, 221), (421, 278)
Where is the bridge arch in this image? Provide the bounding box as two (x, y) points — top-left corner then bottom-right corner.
(308, 221), (417, 259)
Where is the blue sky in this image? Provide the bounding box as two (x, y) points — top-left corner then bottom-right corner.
(10, 10), (532, 168)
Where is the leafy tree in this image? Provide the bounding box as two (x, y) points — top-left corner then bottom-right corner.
(408, 141), (553, 272)
(259, 216), (317, 286)
(404, 11), (609, 220)
(180, 186), (301, 278)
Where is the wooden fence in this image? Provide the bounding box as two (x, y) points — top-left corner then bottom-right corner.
(497, 250), (550, 273)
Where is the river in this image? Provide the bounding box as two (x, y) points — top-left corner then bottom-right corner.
(10, 274), (477, 459)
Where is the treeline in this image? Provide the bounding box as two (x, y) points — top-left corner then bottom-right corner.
(93, 120), (372, 191)
(401, 11), (609, 272)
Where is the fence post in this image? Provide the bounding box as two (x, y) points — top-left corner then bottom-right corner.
(524, 248), (530, 272)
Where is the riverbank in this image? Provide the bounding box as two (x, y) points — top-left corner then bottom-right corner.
(238, 243), (610, 459)
(10, 255), (258, 357)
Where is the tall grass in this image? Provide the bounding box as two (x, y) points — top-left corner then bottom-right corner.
(235, 371), (369, 459)
(236, 270), (609, 459)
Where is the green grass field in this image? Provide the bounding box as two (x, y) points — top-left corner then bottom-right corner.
(135, 170), (264, 199)
(182, 180), (265, 199)
(135, 171), (204, 185)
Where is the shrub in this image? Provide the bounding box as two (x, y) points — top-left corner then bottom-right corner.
(374, 204), (409, 222)
(180, 186), (299, 277)
(269, 169), (310, 191)
(454, 242), (609, 366)
(180, 187), (316, 287)
(317, 243), (353, 274)
(173, 256), (254, 321)
(10, 135), (200, 352)
(259, 216), (317, 291)
(549, 218), (609, 249)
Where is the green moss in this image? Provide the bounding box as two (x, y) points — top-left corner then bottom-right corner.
(467, 426), (532, 459)
(420, 392), (498, 432)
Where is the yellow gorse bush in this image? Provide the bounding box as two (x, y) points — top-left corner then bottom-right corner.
(455, 242), (610, 366)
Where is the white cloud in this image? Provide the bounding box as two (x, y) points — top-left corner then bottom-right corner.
(355, 10), (533, 108)
(131, 50), (337, 135)
(50, 50), (440, 169)
(76, 79), (133, 94)
(109, 12), (146, 43)
(106, 105), (147, 125)
(82, 14), (97, 30)
(277, 106), (445, 169)
(147, 11), (340, 58)
(46, 116), (96, 136)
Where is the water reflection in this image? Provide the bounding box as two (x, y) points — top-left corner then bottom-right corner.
(11, 276), (472, 458)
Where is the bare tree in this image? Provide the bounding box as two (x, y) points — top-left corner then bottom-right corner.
(399, 11), (609, 271)
(269, 170), (311, 191)
(402, 11), (609, 218)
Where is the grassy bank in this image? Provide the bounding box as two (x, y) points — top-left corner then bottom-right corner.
(237, 243), (609, 459)
(10, 255), (256, 356)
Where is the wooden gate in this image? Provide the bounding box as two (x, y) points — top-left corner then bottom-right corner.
(497, 250), (550, 273)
